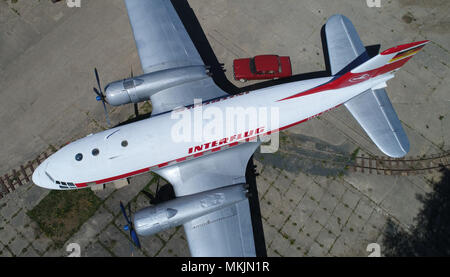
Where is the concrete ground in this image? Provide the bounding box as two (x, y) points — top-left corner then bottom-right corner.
(0, 0), (449, 257)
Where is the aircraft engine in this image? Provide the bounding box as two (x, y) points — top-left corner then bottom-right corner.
(105, 65), (208, 106)
(133, 184), (249, 236)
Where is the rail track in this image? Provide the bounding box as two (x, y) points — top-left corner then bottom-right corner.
(0, 145), (449, 200)
(350, 152), (450, 176)
(0, 147), (57, 200)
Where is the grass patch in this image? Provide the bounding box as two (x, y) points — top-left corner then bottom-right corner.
(27, 189), (101, 248)
(350, 147), (360, 161)
(140, 101), (153, 114)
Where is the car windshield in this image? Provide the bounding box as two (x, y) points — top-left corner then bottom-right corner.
(249, 58), (256, 74)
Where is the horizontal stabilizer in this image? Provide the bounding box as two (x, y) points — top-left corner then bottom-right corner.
(345, 88), (409, 158)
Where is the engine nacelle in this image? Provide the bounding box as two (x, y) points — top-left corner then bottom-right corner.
(105, 65), (208, 106)
(133, 184), (248, 236)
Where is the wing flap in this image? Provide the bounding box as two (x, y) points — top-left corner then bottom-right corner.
(325, 14), (369, 75)
(344, 88), (410, 158)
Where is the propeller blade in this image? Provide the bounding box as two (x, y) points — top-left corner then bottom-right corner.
(120, 201), (141, 249)
(94, 68), (102, 94)
(93, 87), (102, 99)
(130, 229), (141, 249)
(102, 100), (111, 127)
(119, 201), (132, 225)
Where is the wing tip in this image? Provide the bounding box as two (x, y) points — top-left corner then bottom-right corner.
(379, 138), (410, 158)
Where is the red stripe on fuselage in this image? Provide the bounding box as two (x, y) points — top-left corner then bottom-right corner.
(279, 56), (413, 102)
(75, 183), (88, 188)
(75, 104), (346, 187)
(94, 167), (150, 185)
(380, 40), (429, 55)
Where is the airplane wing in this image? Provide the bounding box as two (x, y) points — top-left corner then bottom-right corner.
(124, 0), (204, 74)
(124, 0), (227, 114)
(344, 88), (410, 158)
(325, 14), (369, 75)
(155, 142), (261, 256)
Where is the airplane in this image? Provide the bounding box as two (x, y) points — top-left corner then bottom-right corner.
(32, 0), (429, 257)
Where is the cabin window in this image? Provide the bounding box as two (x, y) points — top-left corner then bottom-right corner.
(75, 153), (83, 161)
(121, 140), (128, 147)
(92, 148), (100, 156)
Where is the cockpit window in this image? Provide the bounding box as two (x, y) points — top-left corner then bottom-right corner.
(75, 153), (83, 161)
(92, 148), (100, 156)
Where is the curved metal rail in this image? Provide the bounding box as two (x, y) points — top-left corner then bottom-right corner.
(350, 152), (450, 176)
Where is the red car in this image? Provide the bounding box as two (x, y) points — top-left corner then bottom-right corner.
(233, 55), (292, 82)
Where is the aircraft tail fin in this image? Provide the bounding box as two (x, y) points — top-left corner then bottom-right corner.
(324, 14), (370, 76)
(324, 14), (429, 84)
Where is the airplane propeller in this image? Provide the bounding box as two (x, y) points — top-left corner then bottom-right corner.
(119, 201), (141, 250)
(93, 68), (111, 127)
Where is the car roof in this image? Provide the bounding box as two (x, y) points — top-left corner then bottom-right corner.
(254, 55), (279, 72)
